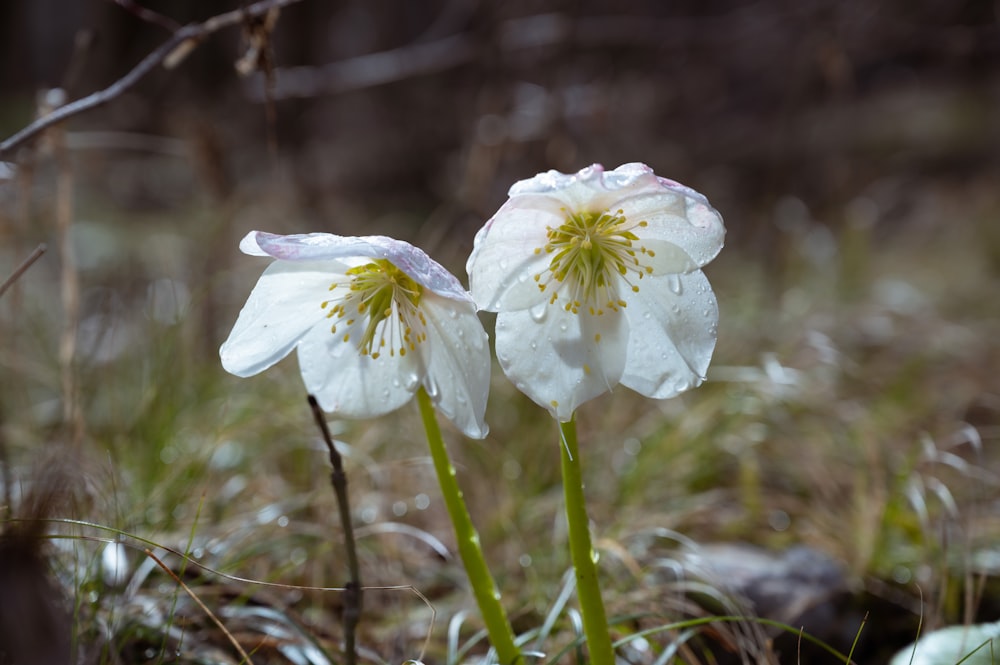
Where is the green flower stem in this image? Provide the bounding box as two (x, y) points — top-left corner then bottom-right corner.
(416, 387), (521, 665)
(559, 417), (615, 665)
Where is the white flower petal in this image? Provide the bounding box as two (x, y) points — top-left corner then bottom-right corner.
(495, 306), (627, 420)
(226, 231), (493, 432)
(635, 239), (699, 275)
(220, 261), (344, 377)
(297, 321), (420, 418)
(419, 294), (492, 438)
(245, 231), (473, 303)
(466, 202), (559, 311)
(620, 269), (719, 399)
(616, 191), (725, 267)
(469, 163), (724, 418)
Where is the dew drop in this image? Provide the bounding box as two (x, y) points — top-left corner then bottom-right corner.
(448, 308), (458, 319)
(498, 258), (509, 270)
(559, 321), (569, 332)
(517, 272), (529, 283)
(529, 301), (548, 322)
(642, 310), (652, 319)
(391, 377), (401, 388)
(425, 378), (440, 398)
(667, 274), (683, 295)
(403, 373), (420, 390)
(530, 341), (537, 350)
(381, 388), (391, 399)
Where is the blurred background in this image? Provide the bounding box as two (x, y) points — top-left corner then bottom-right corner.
(1, 1), (999, 663)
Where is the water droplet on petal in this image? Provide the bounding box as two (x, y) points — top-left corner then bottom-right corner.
(642, 310), (652, 319)
(448, 308), (458, 319)
(426, 378), (440, 398)
(530, 341), (537, 350)
(558, 321), (569, 332)
(404, 373), (420, 390)
(667, 274), (683, 295)
(529, 302), (548, 322)
(499, 258), (509, 270)
(517, 272), (529, 283)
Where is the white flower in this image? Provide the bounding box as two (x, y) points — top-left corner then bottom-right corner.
(220, 231), (491, 438)
(466, 162), (725, 421)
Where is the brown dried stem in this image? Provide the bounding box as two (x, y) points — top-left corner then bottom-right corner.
(308, 395), (362, 665)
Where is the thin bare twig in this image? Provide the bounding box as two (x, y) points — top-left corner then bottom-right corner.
(112, 0), (182, 32)
(0, 244), (47, 300)
(308, 395), (362, 665)
(0, 0), (308, 161)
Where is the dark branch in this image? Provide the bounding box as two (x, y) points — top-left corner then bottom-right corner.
(112, 0), (182, 33)
(0, 244), (47, 300)
(0, 0), (308, 161)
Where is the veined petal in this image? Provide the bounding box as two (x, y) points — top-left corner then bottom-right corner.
(419, 293), (492, 438)
(620, 269), (718, 399)
(243, 231), (474, 303)
(297, 320), (420, 418)
(494, 306), (627, 421)
(220, 261), (345, 377)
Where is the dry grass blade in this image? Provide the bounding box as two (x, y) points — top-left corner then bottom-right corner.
(142, 547), (256, 665)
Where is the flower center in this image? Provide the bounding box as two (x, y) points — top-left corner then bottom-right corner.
(534, 209), (654, 315)
(321, 259), (427, 359)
